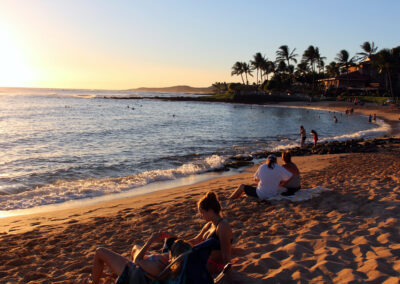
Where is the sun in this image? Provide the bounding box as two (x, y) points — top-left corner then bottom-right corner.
(0, 26), (36, 87)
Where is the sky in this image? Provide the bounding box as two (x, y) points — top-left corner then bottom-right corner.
(0, 0), (399, 90)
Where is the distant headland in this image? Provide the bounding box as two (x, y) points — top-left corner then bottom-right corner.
(128, 85), (213, 94)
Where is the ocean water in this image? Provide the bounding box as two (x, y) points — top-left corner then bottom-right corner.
(0, 88), (389, 211)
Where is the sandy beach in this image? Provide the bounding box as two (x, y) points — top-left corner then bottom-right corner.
(0, 102), (399, 283)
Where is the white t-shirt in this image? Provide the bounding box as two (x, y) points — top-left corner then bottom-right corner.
(254, 164), (292, 199)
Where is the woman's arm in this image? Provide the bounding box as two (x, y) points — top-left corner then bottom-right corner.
(133, 232), (168, 277)
(280, 165), (295, 186)
(189, 222), (211, 245)
(133, 232), (159, 263)
(217, 221), (232, 264)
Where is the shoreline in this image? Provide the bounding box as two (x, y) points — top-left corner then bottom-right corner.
(1, 101), (399, 283)
(0, 101), (395, 214)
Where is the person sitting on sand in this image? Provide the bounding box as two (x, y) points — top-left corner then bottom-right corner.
(85, 231), (188, 284)
(280, 151), (301, 196)
(190, 191), (233, 274)
(230, 154), (292, 200)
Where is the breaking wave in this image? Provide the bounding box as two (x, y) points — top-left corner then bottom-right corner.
(0, 155), (226, 210)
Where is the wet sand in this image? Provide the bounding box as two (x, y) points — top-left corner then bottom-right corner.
(0, 102), (399, 283)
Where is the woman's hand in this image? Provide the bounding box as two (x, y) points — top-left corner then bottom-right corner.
(159, 231), (176, 239)
(150, 231), (176, 242)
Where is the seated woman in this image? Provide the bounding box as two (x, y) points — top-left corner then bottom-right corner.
(230, 154), (292, 200)
(189, 191), (233, 274)
(86, 231), (188, 284)
(280, 150), (301, 196)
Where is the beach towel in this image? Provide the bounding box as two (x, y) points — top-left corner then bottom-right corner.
(266, 186), (333, 202)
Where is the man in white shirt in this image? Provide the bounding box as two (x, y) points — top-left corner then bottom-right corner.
(229, 154), (292, 200)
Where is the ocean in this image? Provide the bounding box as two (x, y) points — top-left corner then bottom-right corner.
(0, 87), (389, 212)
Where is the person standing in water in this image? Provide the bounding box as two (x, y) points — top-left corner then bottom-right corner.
(300, 125), (306, 148)
(334, 116), (338, 123)
(310, 130), (318, 147)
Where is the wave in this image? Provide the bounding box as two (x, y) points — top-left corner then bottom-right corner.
(271, 118), (390, 152)
(319, 118), (390, 142)
(0, 155), (226, 210)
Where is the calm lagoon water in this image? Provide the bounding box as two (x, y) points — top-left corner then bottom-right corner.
(0, 88), (389, 211)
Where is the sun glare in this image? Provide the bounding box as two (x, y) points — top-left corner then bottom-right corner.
(0, 26), (36, 87)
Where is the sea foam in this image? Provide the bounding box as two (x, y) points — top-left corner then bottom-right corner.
(0, 155), (226, 210)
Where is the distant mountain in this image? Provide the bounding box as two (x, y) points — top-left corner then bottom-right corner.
(128, 85), (214, 94)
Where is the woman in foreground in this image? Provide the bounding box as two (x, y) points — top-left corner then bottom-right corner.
(85, 231), (187, 284)
(190, 191), (233, 274)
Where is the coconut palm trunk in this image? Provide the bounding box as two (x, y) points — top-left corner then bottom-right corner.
(387, 70), (394, 98)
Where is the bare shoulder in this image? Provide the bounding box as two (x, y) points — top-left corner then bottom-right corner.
(217, 219), (232, 234)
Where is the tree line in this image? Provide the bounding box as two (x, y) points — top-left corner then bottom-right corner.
(218, 41), (400, 98)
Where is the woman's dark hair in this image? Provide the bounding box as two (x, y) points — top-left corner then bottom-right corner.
(266, 154), (277, 169)
(198, 191), (221, 214)
(169, 240), (192, 279)
(310, 130), (317, 135)
(282, 150), (292, 163)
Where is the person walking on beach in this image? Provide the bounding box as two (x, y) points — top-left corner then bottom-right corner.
(300, 125), (306, 148)
(310, 130), (318, 147)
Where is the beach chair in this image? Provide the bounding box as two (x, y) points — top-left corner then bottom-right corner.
(156, 238), (232, 284)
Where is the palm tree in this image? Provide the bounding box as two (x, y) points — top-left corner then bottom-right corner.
(315, 47), (326, 74)
(325, 61), (340, 78)
(261, 60), (275, 81)
(371, 48), (400, 98)
(302, 45), (318, 74)
(302, 45), (325, 89)
(250, 52), (265, 85)
(295, 62), (310, 87)
(275, 61), (287, 75)
(296, 61), (310, 77)
(335, 49), (356, 88)
(231, 62), (245, 84)
(357, 41), (378, 61)
(276, 45), (298, 81)
(241, 62), (253, 85)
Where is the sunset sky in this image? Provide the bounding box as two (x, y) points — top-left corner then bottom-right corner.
(0, 0), (399, 90)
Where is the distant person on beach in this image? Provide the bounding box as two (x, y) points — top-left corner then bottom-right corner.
(300, 125), (306, 148)
(190, 191), (232, 274)
(373, 113), (376, 121)
(230, 154), (292, 200)
(281, 151), (301, 196)
(310, 130), (318, 147)
(369, 114), (372, 123)
(334, 116), (338, 123)
(86, 231), (189, 284)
